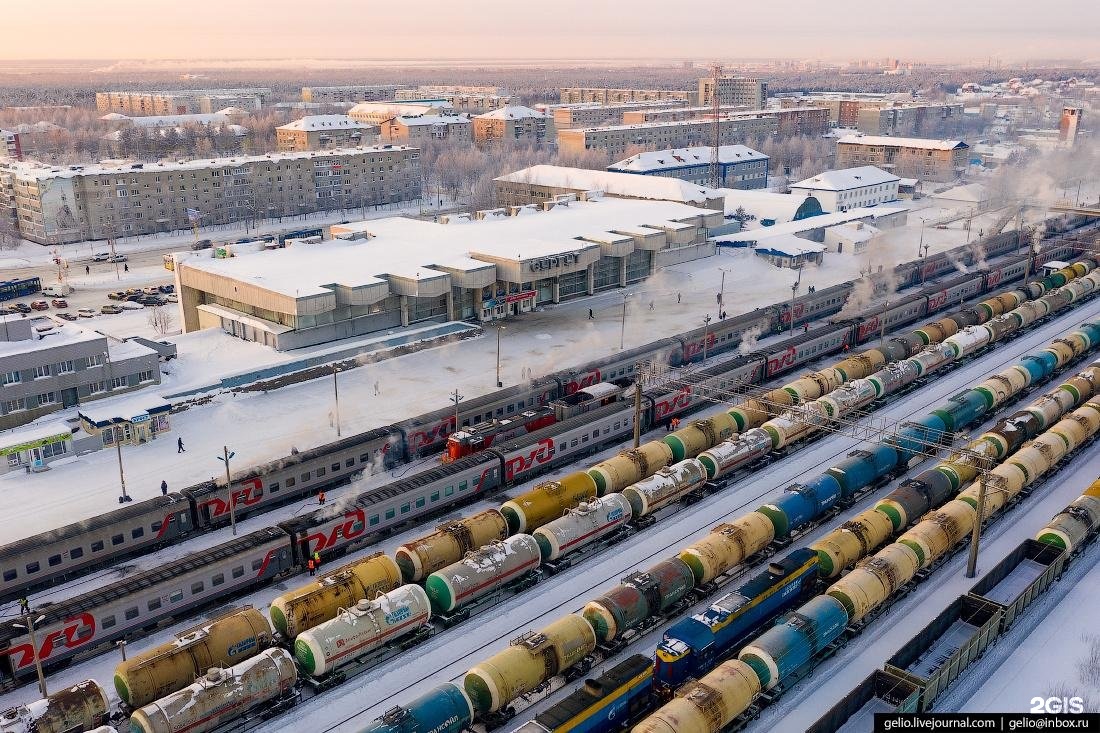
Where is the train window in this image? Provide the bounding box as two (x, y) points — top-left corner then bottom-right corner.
(48, 555), (62, 567)
(400, 503), (410, 514)
(301, 472), (311, 482)
(581, 434), (589, 444)
(91, 541), (104, 552)
(232, 566), (244, 579)
(147, 598), (161, 611)
(131, 528), (144, 540)
(286, 477), (296, 488)
(3, 569), (15, 581)
(270, 482), (280, 493)
(112, 534), (124, 546)
(507, 404), (514, 414)
(516, 402), (523, 410)
(102, 615), (116, 629)
(125, 607), (139, 621)
(604, 427), (611, 435)
(25, 562), (39, 574)
(191, 582), (204, 594)
(252, 559), (264, 571)
(431, 491), (439, 502)
(496, 408), (504, 417)
(316, 467), (326, 477)
(212, 573), (225, 586)
(445, 487), (454, 497)
(385, 509), (396, 519)
(369, 515), (380, 526)
(571, 439), (578, 448)
(614, 422), (621, 430)
(345, 459), (354, 468)
(591, 431), (598, 439)
(151, 521), (162, 533)
(459, 481), (468, 492)
(415, 498), (425, 508)
(484, 412), (491, 421)
(331, 463), (340, 472)
(69, 547), (83, 559)
(359, 454), (369, 463)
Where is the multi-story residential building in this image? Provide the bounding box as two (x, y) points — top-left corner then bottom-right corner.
(95, 89), (270, 116)
(547, 102), (686, 130)
(557, 114), (779, 159)
(698, 76), (768, 109)
(348, 102), (453, 125)
(301, 86), (406, 104)
(1, 129), (24, 160)
(607, 144), (769, 189)
(5, 146), (421, 244)
(789, 166), (900, 212)
(620, 105), (749, 125)
(472, 106), (548, 146)
(1060, 107), (1084, 144)
(394, 88), (515, 113)
(855, 103), (964, 137)
(275, 115), (379, 151)
(836, 135), (969, 182)
(0, 316), (162, 430)
(380, 115), (473, 145)
(178, 196), (720, 349)
(620, 106), (829, 136)
(559, 88), (693, 105)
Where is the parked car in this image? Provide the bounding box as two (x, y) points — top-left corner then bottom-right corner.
(30, 301), (49, 311)
(91, 252), (111, 262)
(158, 284), (176, 294)
(11, 303), (31, 314)
(107, 254), (127, 263)
(142, 286), (162, 295)
(191, 239), (212, 250)
(139, 296), (167, 307)
(166, 293), (178, 303)
(56, 312), (78, 322)
(77, 308), (96, 318)
(51, 299), (68, 308)
(107, 291), (128, 301)
(100, 304), (123, 314)
(124, 293), (145, 302)
(119, 301), (144, 311)
(42, 284), (72, 297)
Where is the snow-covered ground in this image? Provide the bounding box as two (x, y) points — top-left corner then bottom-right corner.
(0, 207), (995, 544)
(2, 292), (1097, 731)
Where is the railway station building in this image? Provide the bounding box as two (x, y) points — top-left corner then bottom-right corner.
(174, 196), (722, 350)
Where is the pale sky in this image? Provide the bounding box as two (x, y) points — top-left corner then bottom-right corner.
(4, 0), (1099, 61)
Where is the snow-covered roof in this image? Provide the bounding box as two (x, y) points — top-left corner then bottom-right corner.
(183, 198), (710, 299)
(715, 204), (910, 243)
(721, 189), (818, 223)
(349, 102), (452, 117)
(12, 121), (64, 134)
(5, 145), (415, 180)
(78, 393), (170, 427)
(277, 115), (376, 132)
(609, 145), (767, 173)
(124, 113), (229, 128)
(827, 222), (881, 242)
(475, 105), (546, 120)
(790, 166), (900, 192)
(932, 183), (989, 204)
(837, 135), (968, 151)
(0, 421), (73, 453)
(497, 165), (721, 204)
(0, 320), (103, 358)
(215, 106), (250, 115)
(391, 115), (471, 127)
(755, 234), (826, 257)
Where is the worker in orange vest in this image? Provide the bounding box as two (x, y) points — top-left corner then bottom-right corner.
(670, 417), (681, 431)
(318, 490), (326, 505)
(307, 558), (316, 577)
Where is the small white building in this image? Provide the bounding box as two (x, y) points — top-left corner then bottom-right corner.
(931, 183), (991, 209)
(754, 234), (825, 269)
(824, 221), (881, 255)
(0, 422), (74, 474)
(789, 166), (900, 212)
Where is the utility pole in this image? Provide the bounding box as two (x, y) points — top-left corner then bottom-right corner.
(717, 269), (726, 319)
(966, 471), (989, 578)
(218, 446), (237, 536)
(632, 365), (644, 449)
(19, 611), (47, 698)
(108, 237), (120, 280)
(620, 294), (628, 351)
(495, 323), (504, 388)
(879, 299), (889, 346)
(332, 365), (341, 437)
(113, 425), (129, 503)
(117, 639), (127, 661)
(450, 389), (463, 434)
(789, 264), (803, 334)
(702, 315), (712, 362)
(709, 63), (722, 189)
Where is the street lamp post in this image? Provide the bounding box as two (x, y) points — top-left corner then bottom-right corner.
(450, 389), (464, 435)
(14, 611), (48, 698)
(620, 294), (629, 351)
(112, 424), (130, 503)
(332, 365), (341, 437)
(495, 323), (504, 388)
(702, 314), (712, 362)
(789, 264), (803, 334)
(218, 446), (237, 536)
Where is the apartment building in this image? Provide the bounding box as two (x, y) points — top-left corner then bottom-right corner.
(608, 145), (769, 189)
(275, 115), (379, 151)
(95, 88), (269, 116)
(1060, 107), (1084, 144)
(836, 135), (969, 182)
(0, 316), (162, 431)
(394, 88), (515, 113)
(5, 146), (421, 245)
(557, 115), (779, 159)
(301, 86), (405, 104)
(473, 106), (548, 146)
(380, 115), (472, 145)
(348, 102), (453, 125)
(549, 102), (686, 130)
(1, 129), (23, 160)
(620, 105), (748, 125)
(698, 76), (768, 109)
(559, 88), (693, 105)
(856, 103), (964, 137)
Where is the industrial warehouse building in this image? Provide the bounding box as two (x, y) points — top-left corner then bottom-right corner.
(493, 165), (725, 209)
(607, 145), (769, 189)
(174, 197), (721, 350)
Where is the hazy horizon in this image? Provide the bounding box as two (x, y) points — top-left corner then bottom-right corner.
(6, 0), (1099, 63)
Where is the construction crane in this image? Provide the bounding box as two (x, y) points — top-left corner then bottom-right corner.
(709, 62), (723, 189)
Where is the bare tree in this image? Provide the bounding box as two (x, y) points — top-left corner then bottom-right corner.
(0, 215), (21, 251)
(147, 306), (175, 336)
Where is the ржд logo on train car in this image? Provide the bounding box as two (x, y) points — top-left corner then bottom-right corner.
(408, 419), (454, 452)
(780, 303), (806, 324)
(682, 333), (717, 361)
(4, 612), (96, 671)
(505, 437), (555, 480)
(202, 477), (264, 518)
(767, 346), (798, 374)
(565, 369), (601, 394)
(987, 269), (1003, 287)
(654, 386), (692, 420)
(927, 290), (948, 310)
(307, 508), (368, 553)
